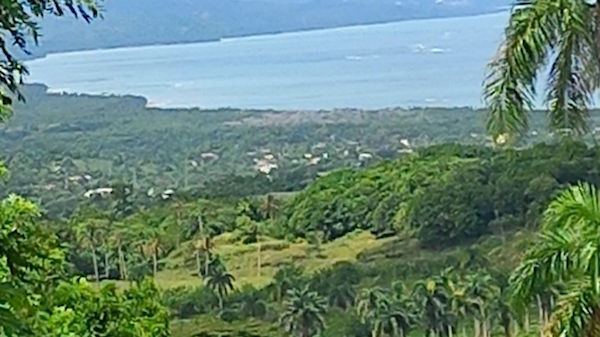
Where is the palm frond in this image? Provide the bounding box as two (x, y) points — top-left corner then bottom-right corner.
(509, 227), (590, 310)
(550, 278), (598, 337)
(545, 0), (595, 135)
(543, 183), (600, 231)
(484, 0), (559, 138)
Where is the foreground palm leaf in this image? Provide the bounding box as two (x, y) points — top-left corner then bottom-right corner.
(484, 0), (599, 139)
(510, 183), (600, 337)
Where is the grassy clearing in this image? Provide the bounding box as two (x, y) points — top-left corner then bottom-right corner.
(109, 228), (532, 292)
(134, 230), (389, 290)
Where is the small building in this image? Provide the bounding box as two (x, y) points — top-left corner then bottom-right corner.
(84, 188), (113, 199)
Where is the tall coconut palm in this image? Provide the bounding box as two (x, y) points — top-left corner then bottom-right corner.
(510, 182), (600, 337)
(279, 287), (327, 337)
(237, 215), (264, 276)
(109, 221), (132, 280)
(261, 194), (280, 219)
(483, 0), (600, 141)
(74, 219), (105, 282)
(136, 212), (167, 277)
(205, 267), (235, 310)
(196, 218), (217, 277)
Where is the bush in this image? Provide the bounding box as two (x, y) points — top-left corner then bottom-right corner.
(162, 286), (218, 318)
(226, 284), (269, 319)
(411, 163), (493, 248)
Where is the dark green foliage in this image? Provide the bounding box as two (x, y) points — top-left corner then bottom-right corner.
(227, 285), (269, 319)
(0, 196), (65, 335)
(282, 149), (469, 240)
(411, 142), (600, 248)
(411, 163), (494, 248)
(162, 286), (218, 318)
(310, 262), (360, 310)
(279, 286), (328, 337)
(283, 141), (600, 248)
(0, 194), (171, 336)
(269, 263), (307, 302)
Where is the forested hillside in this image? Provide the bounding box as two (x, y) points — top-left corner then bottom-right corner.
(30, 0), (510, 57)
(0, 84), (573, 218)
(35, 141), (600, 337)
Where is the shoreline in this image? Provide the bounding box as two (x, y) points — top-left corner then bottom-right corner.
(34, 83), (483, 112)
(27, 10), (508, 62)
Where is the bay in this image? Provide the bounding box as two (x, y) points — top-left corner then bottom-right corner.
(26, 12), (508, 110)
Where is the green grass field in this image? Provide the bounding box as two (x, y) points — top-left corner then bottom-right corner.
(152, 230), (389, 289)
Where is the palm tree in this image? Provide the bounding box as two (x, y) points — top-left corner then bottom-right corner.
(234, 285), (268, 319)
(445, 277), (474, 337)
(307, 230), (325, 259)
(205, 267), (235, 310)
(196, 219), (217, 277)
(492, 281), (517, 337)
(143, 227), (164, 277)
(279, 287), (327, 337)
(271, 264), (305, 302)
(328, 283), (356, 310)
(137, 212), (166, 277)
(238, 215), (263, 276)
(357, 287), (388, 323)
(464, 272), (498, 337)
(109, 221), (132, 280)
(510, 182), (600, 337)
(371, 299), (415, 337)
(74, 219), (104, 282)
(261, 194), (279, 219)
(412, 279), (449, 337)
(483, 0), (600, 140)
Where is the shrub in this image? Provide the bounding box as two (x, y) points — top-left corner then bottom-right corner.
(162, 286), (218, 318)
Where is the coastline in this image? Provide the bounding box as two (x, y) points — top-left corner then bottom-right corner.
(27, 10), (509, 62)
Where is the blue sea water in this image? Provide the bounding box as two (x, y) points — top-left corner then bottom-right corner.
(26, 12), (508, 110)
